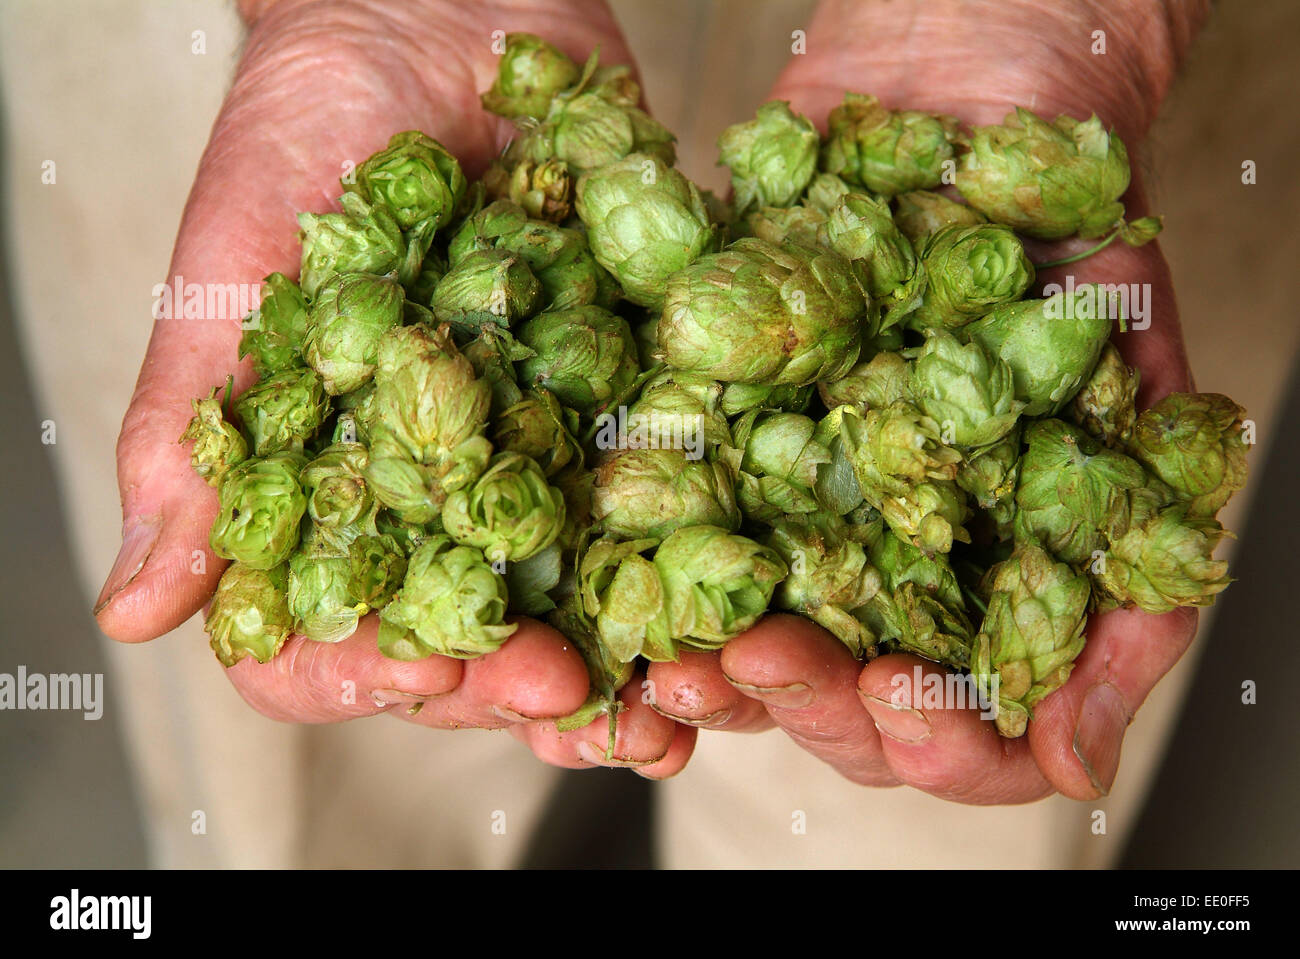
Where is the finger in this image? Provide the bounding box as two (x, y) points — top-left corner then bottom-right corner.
(510, 674), (680, 769)
(857, 654), (1055, 804)
(634, 723), (699, 780)
(226, 614), (464, 723)
(644, 650), (774, 731)
(398, 618), (591, 730)
(1027, 605), (1198, 800)
(719, 614), (899, 787)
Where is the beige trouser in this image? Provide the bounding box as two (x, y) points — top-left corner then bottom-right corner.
(6, 0), (1246, 868)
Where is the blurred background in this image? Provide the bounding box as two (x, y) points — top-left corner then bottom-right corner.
(1, 0), (1295, 868)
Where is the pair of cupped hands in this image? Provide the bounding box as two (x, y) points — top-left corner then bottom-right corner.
(96, 0), (1205, 801)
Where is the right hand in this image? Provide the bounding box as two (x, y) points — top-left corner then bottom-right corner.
(94, 0), (693, 776)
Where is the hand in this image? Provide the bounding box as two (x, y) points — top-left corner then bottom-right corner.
(94, 0), (692, 775)
(646, 0), (1210, 800)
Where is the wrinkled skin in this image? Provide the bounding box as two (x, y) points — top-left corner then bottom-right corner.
(99, 0), (1205, 791)
(94, 0), (691, 776)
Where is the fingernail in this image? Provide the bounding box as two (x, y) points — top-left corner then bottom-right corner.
(490, 705), (566, 723)
(576, 741), (661, 767)
(94, 514), (162, 615)
(861, 695), (933, 744)
(724, 676), (814, 709)
(650, 704), (732, 728)
(370, 688), (442, 708)
(1073, 682), (1130, 796)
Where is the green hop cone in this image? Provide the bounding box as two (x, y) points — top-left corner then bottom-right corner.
(297, 192), (404, 299)
(232, 366), (331, 456)
(481, 33), (582, 119)
(442, 452), (566, 563)
(860, 518), (973, 666)
(726, 411), (830, 522)
(718, 381), (814, 417)
(1126, 392), (1250, 518)
(820, 93), (963, 196)
(430, 248), (542, 333)
(839, 405), (968, 554)
(912, 331), (1024, 448)
(817, 350), (914, 412)
(288, 546), (365, 644)
(579, 537), (672, 662)
(347, 533), (407, 608)
(300, 442), (376, 551)
(484, 155), (575, 223)
(956, 108), (1131, 239)
(204, 562), (294, 667)
(464, 325), (530, 415)
(624, 368), (731, 453)
(907, 224), (1034, 333)
(658, 238), (866, 386)
(493, 388), (584, 478)
(348, 130), (467, 232)
(1067, 342), (1139, 447)
(892, 190), (987, 245)
(209, 451), (307, 570)
(972, 545), (1090, 738)
(364, 324), (493, 521)
(717, 100), (820, 214)
(955, 424), (1022, 539)
(651, 525), (787, 652)
(238, 273), (309, 377)
(575, 153), (717, 310)
(742, 204), (827, 247)
(302, 271), (404, 395)
(964, 286), (1113, 416)
(1096, 505), (1231, 613)
(179, 383), (247, 487)
(377, 535), (516, 660)
(592, 447), (740, 539)
(1014, 419), (1149, 567)
(803, 172), (853, 213)
(515, 305), (639, 418)
(449, 200), (614, 310)
(767, 514), (882, 658)
(818, 192), (920, 310)
(545, 66), (676, 174)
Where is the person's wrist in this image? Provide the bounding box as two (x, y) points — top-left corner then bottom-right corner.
(778, 0), (1208, 145)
